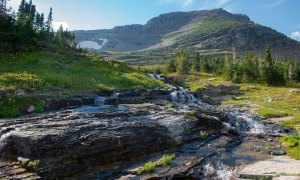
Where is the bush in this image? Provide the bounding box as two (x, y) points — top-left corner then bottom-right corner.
(156, 154), (176, 167)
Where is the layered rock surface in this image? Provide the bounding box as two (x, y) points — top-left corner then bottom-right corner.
(0, 92), (228, 178)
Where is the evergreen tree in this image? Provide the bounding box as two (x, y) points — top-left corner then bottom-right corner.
(192, 52), (201, 72)
(176, 51), (190, 75)
(263, 46), (275, 85)
(289, 61), (299, 82)
(166, 58), (177, 73)
(201, 55), (210, 72)
(46, 7), (53, 32)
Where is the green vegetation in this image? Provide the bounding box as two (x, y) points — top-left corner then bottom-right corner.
(165, 47), (299, 85)
(256, 108), (290, 119)
(199, 131), (208, 140)
(20, 159), (40, 172)
(0, 0), (75, 53)
(27, 160), (40, 168)
(0, 51), (166, 94)
(166, 103), (174, 109)
(280, 135), (300, 160)
(136, 154), (176, 175)
(0, 96), (44, 118)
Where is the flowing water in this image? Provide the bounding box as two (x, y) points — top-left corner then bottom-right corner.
(148, 74), (200, 103)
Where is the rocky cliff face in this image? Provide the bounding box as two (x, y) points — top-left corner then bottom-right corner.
(75, 9), (300, 62)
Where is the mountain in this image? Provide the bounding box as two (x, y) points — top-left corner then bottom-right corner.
(74, 9), (300, 64)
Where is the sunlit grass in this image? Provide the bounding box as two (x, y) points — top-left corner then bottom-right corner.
(0, 51), (166, 95)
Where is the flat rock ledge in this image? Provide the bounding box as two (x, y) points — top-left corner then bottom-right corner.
(239, 156), (300, 180)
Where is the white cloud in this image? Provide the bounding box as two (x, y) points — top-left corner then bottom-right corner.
(267, 0), (286, 8)
(291, 31), (300, 41)
(53, 21), (70, 31)
(7, 0), (20, 11)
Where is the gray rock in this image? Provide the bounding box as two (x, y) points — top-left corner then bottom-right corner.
(27, 105), (35, 113)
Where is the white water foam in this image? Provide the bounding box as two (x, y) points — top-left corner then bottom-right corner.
(204, 163), (237, 180)
(228, 111), (266, 134)
(148, 74), (201, 103)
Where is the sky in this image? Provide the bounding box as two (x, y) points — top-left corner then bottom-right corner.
(7, 0), (300, 41)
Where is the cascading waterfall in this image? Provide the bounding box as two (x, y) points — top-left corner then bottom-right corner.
(148, 74), (200, 103)
(0, 131), (15, 154)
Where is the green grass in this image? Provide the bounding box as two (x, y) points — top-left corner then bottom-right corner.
(0, 51), (167, 95)
(0, 96), (45, 118)
(280, 135), (300, 160)
(257, 108), (290, 118)
(136, 154), (176, 175)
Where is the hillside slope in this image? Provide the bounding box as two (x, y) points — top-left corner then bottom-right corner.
(75, 9), (300, 63)
(0, 49), (165, 97)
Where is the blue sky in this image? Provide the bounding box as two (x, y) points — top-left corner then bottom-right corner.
(8, 0), (300, 41)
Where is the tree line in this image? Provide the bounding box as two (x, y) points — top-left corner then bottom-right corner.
(0, 0), (75, 52)
(166, 47), (300, 85)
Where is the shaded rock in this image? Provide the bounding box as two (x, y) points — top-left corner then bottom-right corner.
(270, 150), (286, 156)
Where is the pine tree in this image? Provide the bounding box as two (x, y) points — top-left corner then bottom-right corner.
(192, 52), (201, 72)
(201, 55), (210, 72)
(17, 0), (26, 18)
(46, 7), (53, 32)
(263, 46), (275, 85)
(166, 58), (177, 73)
(289, 61), (299, 82)
(176, 51), (190, 75)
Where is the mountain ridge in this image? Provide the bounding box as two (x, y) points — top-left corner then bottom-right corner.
(74, 8), (300, 63)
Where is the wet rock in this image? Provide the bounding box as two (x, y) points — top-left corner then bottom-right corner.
(270, 150), (286, 156)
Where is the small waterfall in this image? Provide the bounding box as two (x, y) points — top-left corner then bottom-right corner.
(0, 131), (14, 154)
(204, 163), (237, 180)
(148, 74), (165, 82)
(228, 111), (266, 134)
(148, 74), (200, 103)
(94, 97), (107, 105)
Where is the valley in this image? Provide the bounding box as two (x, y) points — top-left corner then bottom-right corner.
(0, 1), (300, 179)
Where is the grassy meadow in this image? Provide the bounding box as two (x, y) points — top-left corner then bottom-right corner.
(0, 49), (167, 118)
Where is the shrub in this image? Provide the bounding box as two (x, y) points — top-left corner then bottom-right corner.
(136, 154), (176, 175)
(156, 154), (176, 167)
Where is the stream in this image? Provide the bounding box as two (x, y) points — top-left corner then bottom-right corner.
(0, 74), (296, 179)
